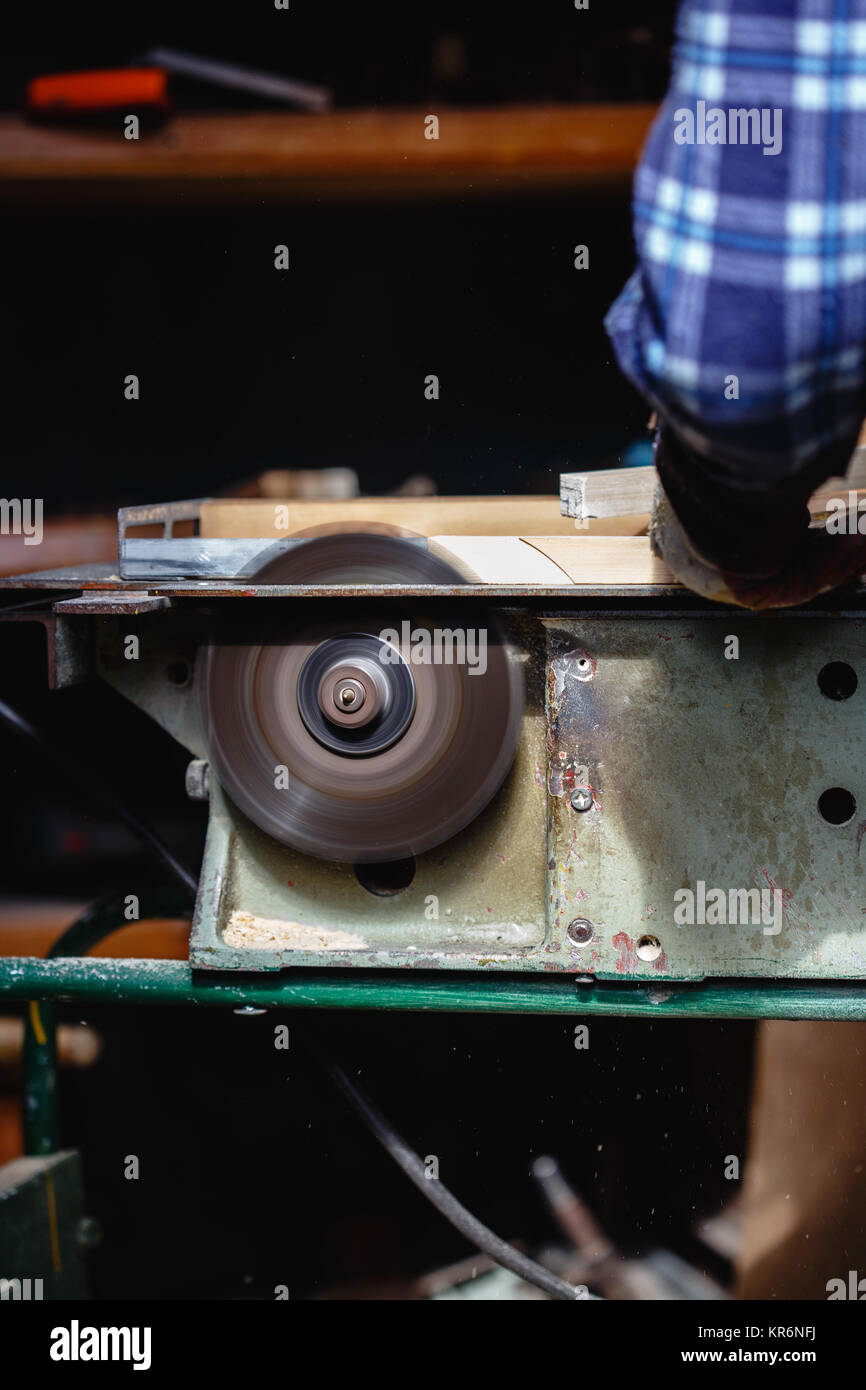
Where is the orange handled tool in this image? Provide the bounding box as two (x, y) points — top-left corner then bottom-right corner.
(27, 68), (171, 116)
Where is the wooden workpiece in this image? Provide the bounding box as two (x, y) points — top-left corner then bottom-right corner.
(201, 495), (583, 539)
(428, 535), (674, 585)
(197, 496), (674, 586)
(561, 453), (866, 529)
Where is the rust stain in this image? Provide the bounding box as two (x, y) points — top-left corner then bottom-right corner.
(757, 866), (796, 933)
(612, 930), (637, 973)
(572, 648), (597, 678)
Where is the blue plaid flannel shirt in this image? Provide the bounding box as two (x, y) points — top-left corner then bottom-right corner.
(605, 0), (866, 493)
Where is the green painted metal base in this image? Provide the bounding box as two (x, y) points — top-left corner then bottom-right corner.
(3, 956), (866, 1020)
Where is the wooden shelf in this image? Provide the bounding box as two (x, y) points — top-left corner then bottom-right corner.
(0, 103), (655, 204)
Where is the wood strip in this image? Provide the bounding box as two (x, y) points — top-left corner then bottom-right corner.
(201, 496), (582, 539)
(427, 536), (574, 583)
(522, 535), (675, 585)
(427, 535), (677, 586)
(561, 462), (866, 529)
(560, 466), (656, 520)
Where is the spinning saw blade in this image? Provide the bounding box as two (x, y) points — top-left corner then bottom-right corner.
(199, 532), (524, 863)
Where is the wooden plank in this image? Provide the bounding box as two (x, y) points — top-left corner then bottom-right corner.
(560, 466), (656, 520)
(566, 514), (648, 536)
(427, 536), (573, 583)
(522, 535), (674, 585)
(200, 495), (583, 539)
(561, 462), (866, 529)
(0, 104), (656, 205)
(428, 534), (676, 586)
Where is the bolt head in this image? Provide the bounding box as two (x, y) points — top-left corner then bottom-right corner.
(570, 787), (593, 812)
(326, 674), (367, 718)
(567, 917), (594, 946)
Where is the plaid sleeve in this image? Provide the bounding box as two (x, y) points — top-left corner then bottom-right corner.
(605, 0), (866, 491)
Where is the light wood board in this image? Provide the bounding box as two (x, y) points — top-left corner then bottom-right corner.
(561, 452), (866, 528)
(201, 496), (583, 539)
(428, 535), (675, 586)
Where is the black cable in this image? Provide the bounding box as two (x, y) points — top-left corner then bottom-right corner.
(323, 1053), (591, 1301)
(0, 696), (198, 896)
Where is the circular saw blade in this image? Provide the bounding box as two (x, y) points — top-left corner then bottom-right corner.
(199, 532), (524, 863)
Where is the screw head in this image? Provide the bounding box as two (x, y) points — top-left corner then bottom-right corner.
(570, 787), (593, 812)
(567, 917), (594, 946)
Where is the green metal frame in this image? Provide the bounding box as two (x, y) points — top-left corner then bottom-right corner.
(11, 892), (193, 1157)
(4, 955), (866, 1020)
(5, 899), (866, 1159)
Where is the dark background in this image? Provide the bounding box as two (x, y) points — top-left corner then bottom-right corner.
(1, 0), (678, 510)
(0, 2), (754, 1303)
